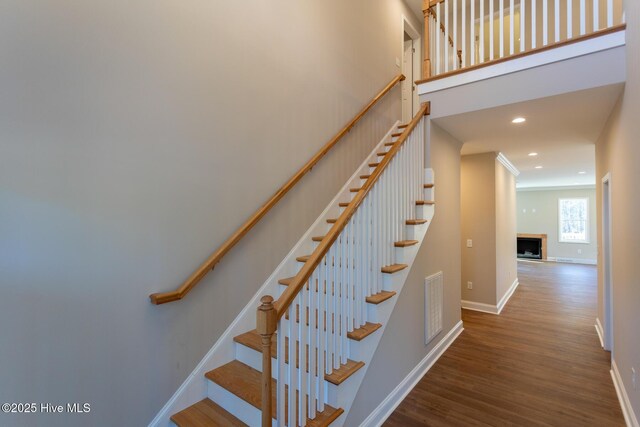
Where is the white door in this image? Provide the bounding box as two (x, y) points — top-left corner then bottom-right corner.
(402, 37), (413, 123)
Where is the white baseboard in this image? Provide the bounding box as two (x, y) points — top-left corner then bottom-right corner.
(359, 320), (464, 427)
(461, 278), (519, 315)
(546, 256), (597, 265)
(595, 318), (605, 348)
(611, 359), (640, 427)
(461, 300), (499, 314)
(496, 278), (519, 315)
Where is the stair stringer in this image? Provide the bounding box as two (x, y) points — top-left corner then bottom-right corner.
(148, 121), (401, 427)
(323, 171), (435, 427)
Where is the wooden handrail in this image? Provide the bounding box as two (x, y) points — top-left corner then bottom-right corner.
(273, 101), (430, 319)
(149, 74), (406, 305)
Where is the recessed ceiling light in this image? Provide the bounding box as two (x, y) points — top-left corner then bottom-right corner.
(535, 166), (543, 169)
(578, 171), (586, 174)
(528, 152), (538, 156)
(512, 117), (526, 124)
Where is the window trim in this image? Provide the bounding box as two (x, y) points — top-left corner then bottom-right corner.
(558, 197), (590, 244)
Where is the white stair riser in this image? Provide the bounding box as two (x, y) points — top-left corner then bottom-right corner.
(207, 381), (271, 427)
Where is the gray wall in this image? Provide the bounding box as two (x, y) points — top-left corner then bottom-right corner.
(0, 1), (421, 425)
(595, 0), (640, 417)
(461, 153), (497, 305)
(517, 188), (598, 262)
(345, 122), (463, 425)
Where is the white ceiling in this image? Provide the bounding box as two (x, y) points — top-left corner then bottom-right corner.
(432, 84), (624, 188)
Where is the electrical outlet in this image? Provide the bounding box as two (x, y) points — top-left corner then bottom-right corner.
(633, 367), (637, 390)
(467, 239), (473, 248)
(467, 281), (473, 290)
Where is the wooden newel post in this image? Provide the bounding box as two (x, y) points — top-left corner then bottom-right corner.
(422, 0), (432, 79)
(257, 295), (277, 427)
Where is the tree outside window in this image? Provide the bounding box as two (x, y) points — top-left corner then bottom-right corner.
(558, 198), (589, 243)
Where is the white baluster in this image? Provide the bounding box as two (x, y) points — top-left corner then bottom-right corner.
(277, 318), (286, 426)
(299, 285), (307, 426)
(593, 0), (598, 31)
(500, 0), (505, 57)
(462, 0), (466, 67)
(471, 0), (475, 65)
(607, 0), (613, 27)
(317, 255), (326, 412)
(445, 0), (450, 72)
(454, 0), (458, 69)
(288, 301), (297, 426)
(521, 0), (526, 52)
(554, 0), (560, 42)
(325, 246), (333, 376)
(567, 0), (573, 38)
(308, 271), (317, 420)
(480, 0), (485, 62)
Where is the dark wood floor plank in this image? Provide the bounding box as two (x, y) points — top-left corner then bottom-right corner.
(384, 261), (625, 426)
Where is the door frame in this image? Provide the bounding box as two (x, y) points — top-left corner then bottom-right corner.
(402, 15), (421, 121)
(602, 172), (613, 353)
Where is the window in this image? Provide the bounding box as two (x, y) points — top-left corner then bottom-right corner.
(558, 198), (589, 243)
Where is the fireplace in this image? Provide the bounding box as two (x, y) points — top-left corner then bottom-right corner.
(517, 233), (547, 260)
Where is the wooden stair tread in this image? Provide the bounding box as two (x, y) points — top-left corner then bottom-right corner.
(171, 398), (247, 427)
(359, 174), (371, 179)
(350, 187), (361, 192)
(381, 263), (408, 274)
(326, 218), (337, 224)
(366, 290), (396, 304)
(406, 219), (428, 225)
(394, 240), (419, 247)
(368, 162), (380, 167)
(278, 277), (294, 286)
(416, 200), (435, 205)
(348, 322), (382, 341)
(391, 132), (403, 137)
(339, 202), (350, 207)
(376, 152), (388, 157)
(206, 361), (343, 425)
(296, 255), (311, 262)
(233, 330), (365, 385)
(424, 183), (434, 188)
(398, 124), (409, 129)
(384, 142), (395, 147)
(312, 235), (325, 242)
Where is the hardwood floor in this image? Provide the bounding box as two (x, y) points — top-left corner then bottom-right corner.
(384, 261), (625, 426)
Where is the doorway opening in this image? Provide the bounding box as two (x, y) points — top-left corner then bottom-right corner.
(402, 16), (420, 123)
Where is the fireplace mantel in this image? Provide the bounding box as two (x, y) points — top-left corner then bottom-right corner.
(517, 233), (547, 260)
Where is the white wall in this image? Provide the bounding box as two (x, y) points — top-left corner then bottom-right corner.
(517, 188), (598, 263)
(0, 1), (421, 425)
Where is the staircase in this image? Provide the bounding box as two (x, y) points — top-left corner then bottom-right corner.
(153, 105), (435, 427)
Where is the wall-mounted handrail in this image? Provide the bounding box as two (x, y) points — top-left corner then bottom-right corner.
(149, 74), (405, 305)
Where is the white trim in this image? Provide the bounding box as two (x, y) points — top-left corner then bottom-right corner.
(595, 318), (604, 348)
(359, 321), (464, 427)
(517, 184), (596, 191)
(496, 152), (520, 176)
(558, 197), (590, 244)
(546, 256), (597, 265)
(496, 278), (519, 314)
(418, 30), (625, 94)
(462, 278), (519, 315)
(402, 14), (422, 120)
(461, 300), (499, 314)
(611, 359), (640, 427)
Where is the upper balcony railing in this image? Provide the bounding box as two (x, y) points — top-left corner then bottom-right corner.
(419, 0), (625, 80)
